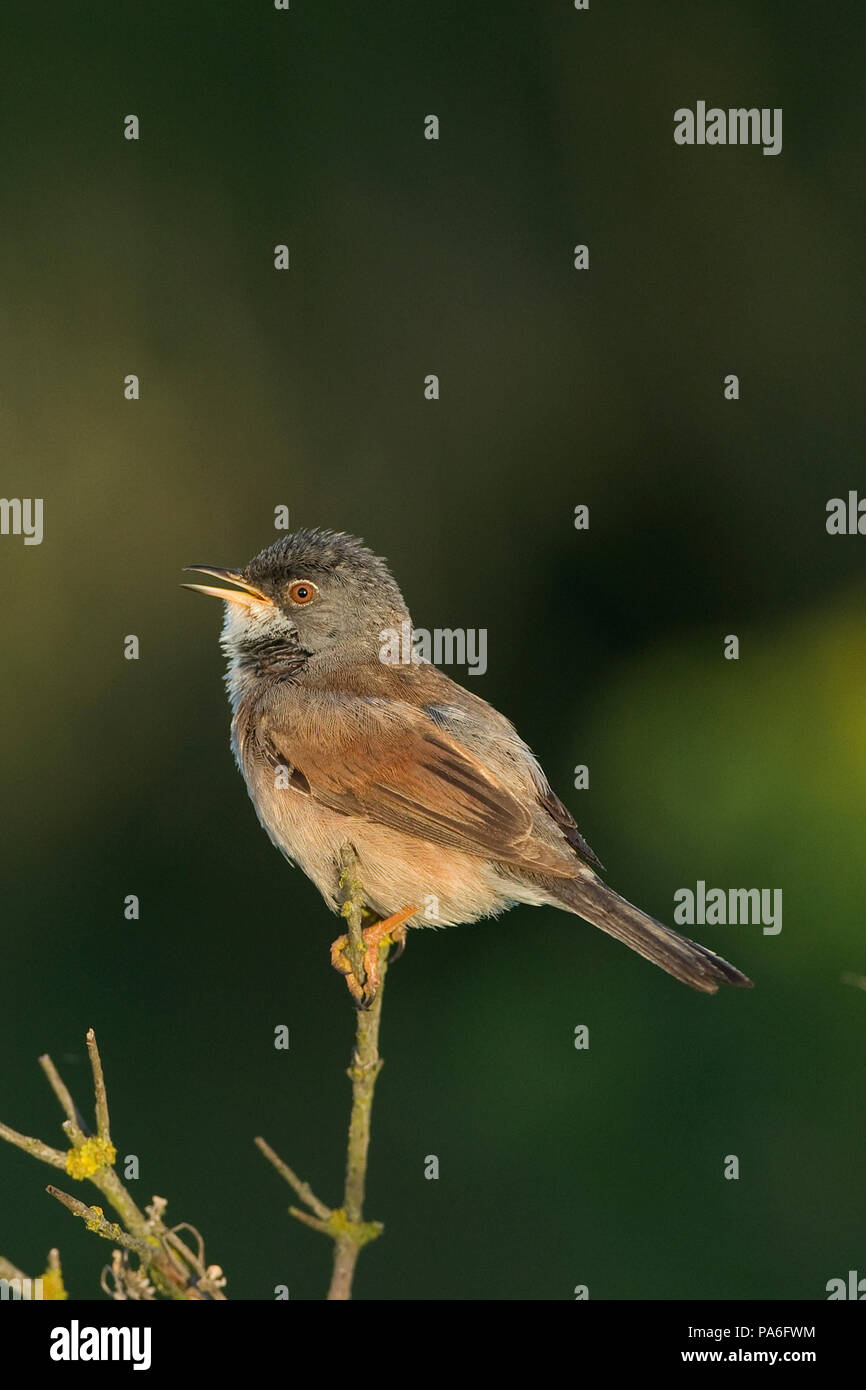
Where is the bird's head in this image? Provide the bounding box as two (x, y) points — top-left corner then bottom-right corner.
(184, 528), (410, 676)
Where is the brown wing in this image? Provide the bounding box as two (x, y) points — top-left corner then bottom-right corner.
(535, 782), (605, 871)
(266, 700), (574, 877)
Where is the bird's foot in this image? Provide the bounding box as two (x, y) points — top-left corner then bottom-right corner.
(330, 906), (418, 1009)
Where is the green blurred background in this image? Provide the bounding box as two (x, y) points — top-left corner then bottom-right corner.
(1, 1), (864, 1300)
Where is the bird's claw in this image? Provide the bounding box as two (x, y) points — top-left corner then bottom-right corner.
(329, 906), (417, 1008)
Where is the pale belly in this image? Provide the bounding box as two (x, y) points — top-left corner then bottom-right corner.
(240, 752), (550, 929)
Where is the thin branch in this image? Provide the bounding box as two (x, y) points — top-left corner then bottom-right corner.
(86, 1027), (111, 1140)
(90, 1165), (148, 1236)
(256, 845), (395, 1300)
(339, 842), (368, 987)
(288, 1206), (332, 1236)
(254, 1137), (332, 1222)
(38, 1054), (85, 1142)
(0, 1121), (66, 1169)
(327, 929), (389, 1300)
(46, 1187), (156, 1258)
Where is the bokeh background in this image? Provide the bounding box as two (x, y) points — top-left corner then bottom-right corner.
(1, 0), (864, 1300)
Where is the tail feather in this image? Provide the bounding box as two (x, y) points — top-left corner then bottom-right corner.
(555, 874), (753, 994)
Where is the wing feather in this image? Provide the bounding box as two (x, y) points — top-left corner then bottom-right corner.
(266, 699), (571, 875)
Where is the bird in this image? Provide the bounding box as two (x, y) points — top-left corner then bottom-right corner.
(185, 528), (753, 1005)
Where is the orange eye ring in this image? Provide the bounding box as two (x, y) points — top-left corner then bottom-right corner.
(287, 579), (318, 605)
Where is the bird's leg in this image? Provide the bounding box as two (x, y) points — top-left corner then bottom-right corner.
(330, 906), (418, 1008)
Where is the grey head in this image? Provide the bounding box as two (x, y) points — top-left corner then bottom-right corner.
(185, 528), (411, 686)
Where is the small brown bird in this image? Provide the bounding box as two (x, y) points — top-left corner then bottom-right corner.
(186, 529), (752, 1004)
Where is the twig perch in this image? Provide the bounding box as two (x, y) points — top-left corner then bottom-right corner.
(257, 844), (397, 1300)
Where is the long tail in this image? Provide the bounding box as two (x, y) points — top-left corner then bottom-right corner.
(554, 873), (753, 994)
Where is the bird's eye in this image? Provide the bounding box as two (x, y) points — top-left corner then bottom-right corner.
(287, 580), (318, 605)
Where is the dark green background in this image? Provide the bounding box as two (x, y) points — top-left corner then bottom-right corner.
(1, 1), (864, 1300)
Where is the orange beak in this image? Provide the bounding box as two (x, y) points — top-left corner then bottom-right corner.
(182, 566), (274, 609)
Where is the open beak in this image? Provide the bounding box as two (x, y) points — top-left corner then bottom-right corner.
(182, 566), (273, 609)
